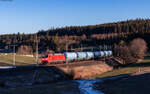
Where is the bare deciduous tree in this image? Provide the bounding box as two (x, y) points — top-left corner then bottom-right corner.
(129, 38), (147, 61)
(114, 38), (147, 64)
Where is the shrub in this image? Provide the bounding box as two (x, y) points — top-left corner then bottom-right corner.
(129, 38), (147, 60)
(114, 45), (135, 64)
(114, 38), (147, 64)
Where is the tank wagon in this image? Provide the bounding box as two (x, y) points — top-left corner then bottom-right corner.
(41, 50), (112, 64)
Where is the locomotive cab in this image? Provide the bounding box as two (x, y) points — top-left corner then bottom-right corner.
(41, 53), (66, 64)
(41, 55), (48, 65)
(48, 54), (66, 63)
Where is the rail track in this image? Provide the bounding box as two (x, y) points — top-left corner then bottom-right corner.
(44, 59), (106, 68)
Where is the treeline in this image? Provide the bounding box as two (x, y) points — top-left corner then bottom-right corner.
(0, 18), (150, 53)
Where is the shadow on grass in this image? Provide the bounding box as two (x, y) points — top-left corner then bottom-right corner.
(0, 62), (12, 66)
(0, 65), (75, 88)
(96, 72), (150, 94)
(124, 62), (150, 68)
(144, 56), (150, 60)
(0, 61), (36, 66)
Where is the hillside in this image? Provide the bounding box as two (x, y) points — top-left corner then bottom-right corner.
(0, 19), (150, 53)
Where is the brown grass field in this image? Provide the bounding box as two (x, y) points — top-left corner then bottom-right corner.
(0, 54), (41, 66)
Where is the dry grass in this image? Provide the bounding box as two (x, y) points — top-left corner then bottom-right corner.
(0, 54), (41, 66)
(92, 54), (150, 78)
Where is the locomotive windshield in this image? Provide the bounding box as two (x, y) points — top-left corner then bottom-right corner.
(42, 55), (48, 58)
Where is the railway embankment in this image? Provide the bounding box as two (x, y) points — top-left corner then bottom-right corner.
(0, 59), (115, 88)
(57, 60), (114, 79)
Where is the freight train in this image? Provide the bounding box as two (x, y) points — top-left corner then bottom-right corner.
(41, 50), (112, 64)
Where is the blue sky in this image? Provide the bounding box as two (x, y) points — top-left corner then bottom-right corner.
(0, 0), (150, 34)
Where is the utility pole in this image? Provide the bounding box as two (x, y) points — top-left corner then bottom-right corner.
(99, 45), (101, 51)
(13, 45), (16, 67)
(66, 42), (68, 52)
(65, 36), (68, 63)
(81, 44), (83, 51)
(13, 35), (16, 67)
(65, 36), (70, 71)
(36, 34), (39, 66)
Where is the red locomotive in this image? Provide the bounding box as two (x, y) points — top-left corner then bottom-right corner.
(41, 54), (66, 64)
